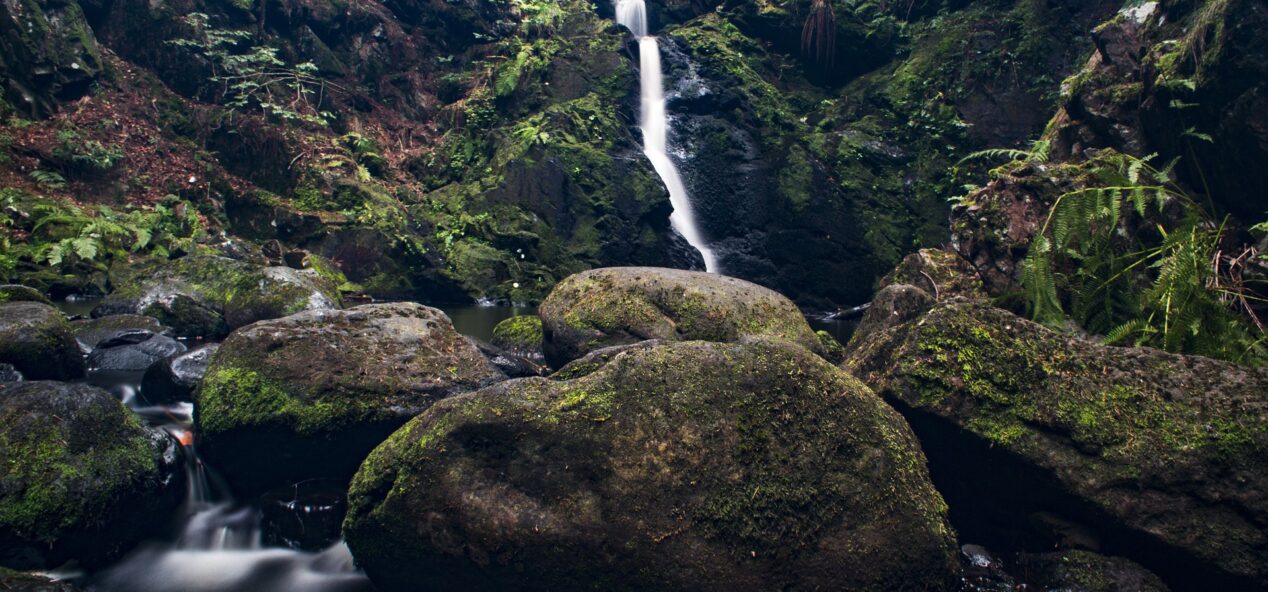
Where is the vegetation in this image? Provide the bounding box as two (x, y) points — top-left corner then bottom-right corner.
(983, 149), (1268, 363)
(0, 188), (205, 281)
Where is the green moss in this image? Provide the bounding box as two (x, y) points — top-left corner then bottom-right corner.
(198, 366), (363, 436)
(491, 315), (543, 351)
(0, 393), (158, 542)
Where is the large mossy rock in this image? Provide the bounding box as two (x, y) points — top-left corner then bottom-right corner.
(344, 339), (958, 592)
(0, 302), (84, 380)
(0, 0), (103, 118)
(196, 303), (506, 495)
(539, 267), (822, 368)
(94, 255), (340, 338)
(845, 300), (1268, 588)
(0, 381), (181, 569)
(0, 286), (50, 305)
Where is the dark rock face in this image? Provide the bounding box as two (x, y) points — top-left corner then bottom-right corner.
(0, 381), (182, 570)
(345, 339), (958, 592)
(845, 300), (1268, 588)
(94, 256), (340, 339)
(539, 267), (823, 368)
(0, 302), (85, 380)
(140, 344), (218, 404)
(86, 332), (186, 373)
(70, 314), (169, 352)
(196, 303), (506, 495)
(0, 0), (103, 117)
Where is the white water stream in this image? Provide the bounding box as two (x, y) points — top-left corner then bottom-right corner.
(616, 0), (719, 273)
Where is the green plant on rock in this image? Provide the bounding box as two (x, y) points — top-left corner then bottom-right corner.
(169, 13), (334, 126)
(1019, 150), (1267, 364)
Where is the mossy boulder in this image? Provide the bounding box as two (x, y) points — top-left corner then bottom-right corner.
(539, 267), (822, 368)
(490, 315), (543, 354)
(0, 302), (85, 380)
(0, 286), (50, 305)
(94, 256), (340, 338)
(848, 284), (936, 348)
(344, 339), (958, 592)
(845, 300), (1268, 588)
(0, 381), (182, 569)
(221, 266), (342, 329)
(196, 303), (506, 495)
(878, 249), (987, 301)
(1016, 550), (1169, 592)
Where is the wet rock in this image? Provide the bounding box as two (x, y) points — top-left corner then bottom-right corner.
(0, 568), (80, 591)
(466, 338), (546, 379)
(0, 382), (182, 569)
(0, 286), (50, 305)
(86, 333), (186, 373)
(0, 302), (85, 380)
(845, 299), (1268, 588)
(345, 339), (958, 592)
(221, 266), (341, 329)
(94, 256), (340, 339)
(70, 314), (169, 352)
(260, 480), (346, 551)
(539, 267), (823, 368)
(140, 344), (218, 404)
(196, 303), (506, 495)
(1016, 550), (1169, 592)
(490, 315), (543, 355)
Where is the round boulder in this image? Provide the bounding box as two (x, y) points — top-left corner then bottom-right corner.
(490, 315), (543, 354)
(0, 382), (182, 569)
(539, 267), (823, 368)
(345, 339), (958, 592)
(196, 303), (506, 495)
(222, 266), (341, 329)
(0, 303), (85, 380)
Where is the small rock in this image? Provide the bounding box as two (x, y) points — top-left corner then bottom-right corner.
(87, 333), (187, 373)
(140, 344), (219, 404)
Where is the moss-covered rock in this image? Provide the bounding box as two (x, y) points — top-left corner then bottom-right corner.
(0, 381), (181, 569)
(221, 266), (342, 329)
(0, 286), (50, 305)
(344, 339), (958, 592)
(0, 302), (84, 380)
(877, 248), (987, 301)
(0, 567), (80, 591)
(539, 267), (822, 367)
(94, 256), (340, 338)
(490, 314), (543, 353)
(845, 299), (1268, 587)
(1016, 550), (1170, 592)
(196, 303), (506, 495)
(0, 0), (103, 117)
(815, 329), (845, 364)
(848, 284), (936, 347)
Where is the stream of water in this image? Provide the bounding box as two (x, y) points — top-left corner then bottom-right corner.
(616, 0), (720, 273)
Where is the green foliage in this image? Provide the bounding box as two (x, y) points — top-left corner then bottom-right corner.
(169, 13), (333, 126)
(1019, 151), (1267, 364)
(52, 129), (124, 177)
(0, 189), (205, 280)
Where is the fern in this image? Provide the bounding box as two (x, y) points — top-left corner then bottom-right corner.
(1020, 151), (1267, 364)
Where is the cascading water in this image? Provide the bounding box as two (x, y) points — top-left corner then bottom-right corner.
(616, 0), (720, 273)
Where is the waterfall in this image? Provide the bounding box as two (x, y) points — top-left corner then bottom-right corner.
(616, 0), (719, 273)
